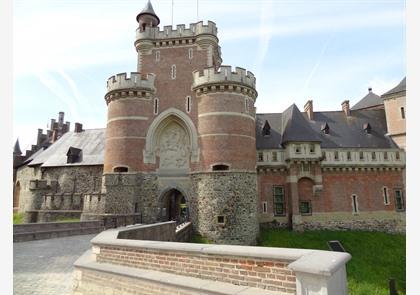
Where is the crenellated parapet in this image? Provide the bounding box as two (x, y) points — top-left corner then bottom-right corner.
(192, 66), (257, 99)
(136, 21), (218, 43)
(105, 72), (156, 104)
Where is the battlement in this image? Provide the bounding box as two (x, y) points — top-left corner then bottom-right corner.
(106, 72), (156, 94)
(136, 20), (218, 41)
(192, 66), (256, 90)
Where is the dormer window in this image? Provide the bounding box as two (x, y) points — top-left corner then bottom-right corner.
(363, 123), (371, 134)
(262, 120), (271, 136)
(309, 144), (315, 153)
(295, 144), (301, 154)
(321, 122), (330, 134)
(66, 147), (82, 164)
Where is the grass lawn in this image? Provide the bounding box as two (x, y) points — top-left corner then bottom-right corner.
(13, 213), (24, 224)
(259, 229), (406, 295)
(190, 233), (212, 244)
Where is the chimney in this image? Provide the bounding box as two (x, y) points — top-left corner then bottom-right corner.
(52, 129), (58, 143)
(37, 129), (43, 146)
(342, 100), (351, 116)
(50, 119), (56, 131)
(74, 122), (83, 133)
(58, 112), (64, 126)
(368, 87), (372, 92)
(46, 130), (52, 139)
(304, 100), (314, 120)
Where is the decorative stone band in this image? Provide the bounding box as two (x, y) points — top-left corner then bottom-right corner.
(198, 111), (255, 121)
(105, 72), (156, 105)
(192, 66), (257, 99)
(199, 133), (256, 140)
(135, 21), (218, 42)
(74, 227), (351, 295)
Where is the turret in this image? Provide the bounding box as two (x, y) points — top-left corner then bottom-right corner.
(136, 0), (160, 32)
(13, 139), (22, 155)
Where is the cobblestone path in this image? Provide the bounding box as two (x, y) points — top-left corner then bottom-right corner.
(14, 234), (96, 295)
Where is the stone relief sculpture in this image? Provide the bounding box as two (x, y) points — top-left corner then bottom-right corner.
(157, 123), (190, 169)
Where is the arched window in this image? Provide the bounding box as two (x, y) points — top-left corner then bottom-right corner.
(113, 166), (128, 173)
(153, 98), (159, 115)
(212, 164), (229, 171)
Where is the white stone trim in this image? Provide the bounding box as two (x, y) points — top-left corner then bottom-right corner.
(199, 133), (255, 140)
(106, 136), (146, 141)
(171, 64), (176, 80)
(198, 112), (255, 121)
(153, 97), (159, 115)
(107, 116), (148, 123)
(383, 186), (390, 205)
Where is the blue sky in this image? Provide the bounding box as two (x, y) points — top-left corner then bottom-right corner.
(13, 0), (406, 151)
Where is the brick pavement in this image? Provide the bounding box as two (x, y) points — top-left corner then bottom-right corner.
(14, 234), (96, 295)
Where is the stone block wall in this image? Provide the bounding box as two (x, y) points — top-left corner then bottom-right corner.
(190, 172), (259, 245)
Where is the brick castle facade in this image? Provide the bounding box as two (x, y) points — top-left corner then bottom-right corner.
(13, 1), (406, 245)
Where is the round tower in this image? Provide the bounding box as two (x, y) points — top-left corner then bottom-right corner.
(103, 72), (156, 173)
(191, 66), (259, 245)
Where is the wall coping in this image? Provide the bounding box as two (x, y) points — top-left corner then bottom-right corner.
(91, 227), (350, 269)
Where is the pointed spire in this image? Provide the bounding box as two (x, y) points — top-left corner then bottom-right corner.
(14, 139), (22, 155)
(136, 0), (160, 26)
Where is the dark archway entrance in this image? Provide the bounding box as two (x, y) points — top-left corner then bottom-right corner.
(160, 189), (189, 223)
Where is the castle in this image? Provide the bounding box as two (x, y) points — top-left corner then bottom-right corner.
(13, 1), (406, 245)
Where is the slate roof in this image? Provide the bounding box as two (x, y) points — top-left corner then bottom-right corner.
(28, 129), (105, 167)
(14, 139), (22, 155)
(256, 105), (397, 149)
(382, 77), (406, 98)
(281, 104), (322, 143)
(351, 89), (383, 110)
(136, 0), (160, 24)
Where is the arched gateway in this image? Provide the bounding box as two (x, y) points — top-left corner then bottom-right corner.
(159, 188), (189, 223)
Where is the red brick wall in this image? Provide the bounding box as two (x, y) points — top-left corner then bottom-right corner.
(258, 169), (405, 215)
(96, 245), (296, 293)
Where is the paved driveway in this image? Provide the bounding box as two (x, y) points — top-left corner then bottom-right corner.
(14, 234), (96, 295)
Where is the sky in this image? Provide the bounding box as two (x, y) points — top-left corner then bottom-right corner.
(13, 0), (406, 152)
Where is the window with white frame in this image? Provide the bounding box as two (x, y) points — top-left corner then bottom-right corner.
(383, 187), (390, 205)
(334, 151), (339, 161)
(258, 152), (264, 162)
(359, 151), (364, 161)
(295, 144), (301, 154)
(372, 152), (376, 161)
(155, 50), (160, 62)
(171, 64), (176, 79)
(262, 201), (267, 214)
(188, 48), (193, 59)
(347, 151), (352, 161)
(351, 195), (359, 213)
(273, 186), (285, 216)
(396, 151), (400, 160)
(384, 151), (388, 160)
(272, 151), (277, 162)
(309, 144), (315, 153)
(186, 96), (191, 113)
(153, 98), (159, 115)
(244, 97), (249, 113)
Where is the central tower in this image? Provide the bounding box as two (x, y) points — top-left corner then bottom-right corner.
(85, 0), (259, 245)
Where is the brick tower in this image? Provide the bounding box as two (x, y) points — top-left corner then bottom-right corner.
(83, 0), (259, 244)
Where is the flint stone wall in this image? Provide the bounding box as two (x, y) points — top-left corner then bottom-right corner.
(190, 172), (259, 245)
